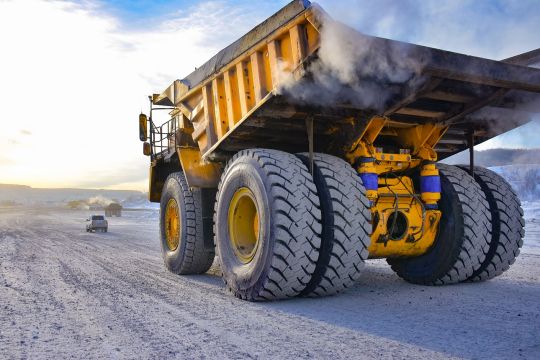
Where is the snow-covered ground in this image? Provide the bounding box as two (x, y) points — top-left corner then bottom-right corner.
(0, 166), (538, 359)
(0, 207), (539, 359)
(522, 200), (540, 255)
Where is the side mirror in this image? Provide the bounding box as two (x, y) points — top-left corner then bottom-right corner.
(143, 142), (152, 156)
(139, 113), (148, 141)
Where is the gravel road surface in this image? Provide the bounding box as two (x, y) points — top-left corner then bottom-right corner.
(1, 208), (539, 359)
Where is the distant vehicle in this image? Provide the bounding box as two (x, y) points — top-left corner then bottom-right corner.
(86, 215), (108, 233)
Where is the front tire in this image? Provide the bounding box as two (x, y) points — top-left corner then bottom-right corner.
(214, 149), (322, 301)
(159, 172), (215, 275)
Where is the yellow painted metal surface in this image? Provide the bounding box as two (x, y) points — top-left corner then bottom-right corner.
(165, 198), (181, 251)
(368, 176), (441, 258)
(153, 7), (321, 158)
(346, 116), (387, 161)
(395, 123), (448, 162)
(347, 116), (447, 169)
(228, 187), (260, 264)
(177, 148), (221, 188)
(345, 116), (444, 258)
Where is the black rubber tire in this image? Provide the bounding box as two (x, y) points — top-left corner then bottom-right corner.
(214, 149), (321, 301)
(297, 153), (371, 297)
(457, 166), (525, 281)
(388, 164), (491, 285)
(159, 172), (215, 275)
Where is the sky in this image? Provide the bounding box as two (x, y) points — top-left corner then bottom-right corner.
(0, 0), (539, 190)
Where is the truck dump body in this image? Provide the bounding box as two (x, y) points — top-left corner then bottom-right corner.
(142, 0), (534, 301)
(152, 0), (540, 163)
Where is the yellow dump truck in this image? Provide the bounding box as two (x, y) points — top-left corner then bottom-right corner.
(138, 1), (540, 300)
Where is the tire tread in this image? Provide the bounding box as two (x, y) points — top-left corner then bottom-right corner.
(161, 172), (214, 275)
(215, 149), (322, 301)
(297, 153), (371, 297)
(388, 164), (491, 284)
(457, 166), (524, 281)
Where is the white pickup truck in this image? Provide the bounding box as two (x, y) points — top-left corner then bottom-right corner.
(86, 215), (108, 233)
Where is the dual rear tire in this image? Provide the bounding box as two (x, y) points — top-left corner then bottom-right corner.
(388, 164), (492, 284)
(214, 149), (371, 300)
(457, 166), (524, 281)
(388, 164), (524, 285)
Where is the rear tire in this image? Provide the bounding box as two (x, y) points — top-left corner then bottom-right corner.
(297, 153), (371, 296)
(214, 149), (322, 301)
(457, 166), (524, 281)
(159, 172), (215, 275)
(388, 164), (491, 285)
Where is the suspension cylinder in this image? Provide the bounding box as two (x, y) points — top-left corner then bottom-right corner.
(359, 157), (378, 202)
(420, 162), (441, 209)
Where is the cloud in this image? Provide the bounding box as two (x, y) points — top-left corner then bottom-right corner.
(0, 0), (276, 189)
(73, 160), (148, 189)
(0, 155), (14, 165)
(317, 0), (540, 59)
(476, 118), (540, 150)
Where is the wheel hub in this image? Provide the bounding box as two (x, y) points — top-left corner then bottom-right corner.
(165, 198), (181, 251)
(228, 188), (260, 264)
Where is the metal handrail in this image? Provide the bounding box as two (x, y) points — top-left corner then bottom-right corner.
(149, 116), (177, 160)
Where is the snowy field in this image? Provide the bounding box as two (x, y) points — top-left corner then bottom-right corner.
(0, 206), (539, 359)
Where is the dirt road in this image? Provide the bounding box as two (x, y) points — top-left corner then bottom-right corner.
(1, 208), (539, 359)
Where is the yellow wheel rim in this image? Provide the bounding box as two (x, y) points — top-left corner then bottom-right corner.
(165, 198), (181, 251)
(228, 188), (260, 264)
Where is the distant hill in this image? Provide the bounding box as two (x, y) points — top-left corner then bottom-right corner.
(0, 184), (32, 190)
(442, 148), (540, 167)
(443, 149), (540, 201)
(0, 185), (157, 209)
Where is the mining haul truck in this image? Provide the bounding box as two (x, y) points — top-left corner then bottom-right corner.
(138, 1), (540, 301)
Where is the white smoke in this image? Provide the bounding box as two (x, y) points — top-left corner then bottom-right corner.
(277, 16), (428, 111)
(87, 196), (115, 207)
(276, 12), (540, 148)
